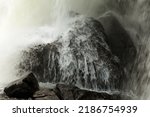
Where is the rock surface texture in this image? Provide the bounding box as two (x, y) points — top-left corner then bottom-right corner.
(1, 15), (137, 100)
(4, 73), (39, 99)
(2, 83), (131, 100)
(19, 16), (124, 92)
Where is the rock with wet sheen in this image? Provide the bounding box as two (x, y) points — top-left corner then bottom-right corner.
(4, 73), (39, 99)
(19, 16), (124, 92)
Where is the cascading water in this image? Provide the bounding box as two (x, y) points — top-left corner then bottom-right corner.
(0, 0), (150, 99)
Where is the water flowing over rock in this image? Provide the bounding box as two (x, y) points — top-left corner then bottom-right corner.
(19, 16), (124, 92)
(0, 0), (150, 100)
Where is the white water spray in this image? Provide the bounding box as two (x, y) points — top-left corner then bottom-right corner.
(0, 0), (109, 88)
(0, 0), (150, 99)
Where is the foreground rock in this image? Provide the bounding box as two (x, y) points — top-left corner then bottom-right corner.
(99, 12), (137, 67)
(4, 73), (39, 99)
(2, 83), (132, 100)
(19, 16), (124, 92)
(54, 84), (123, 100)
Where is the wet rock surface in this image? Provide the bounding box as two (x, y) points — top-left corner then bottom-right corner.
(0, 15), (136, 100)
(4, 73), (39, 99)
(33, 88), (59, 100)
(19, 16), (124, 92)
(54, 84), (122, 100)
(2, 83), (130, 100)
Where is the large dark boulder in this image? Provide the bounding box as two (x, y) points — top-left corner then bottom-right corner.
(98, 12), (137, 67)
(19, 16), (124, 92)
(34, 84), (132, 100)
(4, 73), (39, 99)
(54, 84), (123, 100)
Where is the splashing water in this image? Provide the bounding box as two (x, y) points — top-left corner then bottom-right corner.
(0, 0), (150, 99)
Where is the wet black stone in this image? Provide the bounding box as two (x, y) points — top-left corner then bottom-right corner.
(4, 73), (39, 99)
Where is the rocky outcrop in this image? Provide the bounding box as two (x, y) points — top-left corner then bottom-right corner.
(4, 73), (39, 99)
(19, 16), (124, 92)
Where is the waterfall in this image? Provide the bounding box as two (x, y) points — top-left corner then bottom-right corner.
(0, 0), (150, 99)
